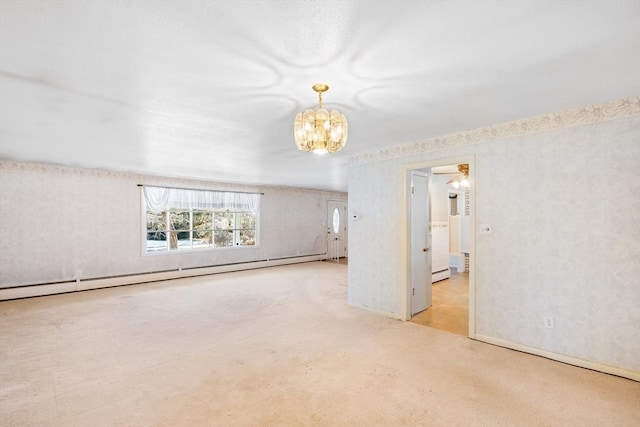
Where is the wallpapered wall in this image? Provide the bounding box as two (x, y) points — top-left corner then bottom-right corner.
(348, 96), (640, 373)
(0, 162), (345, 287)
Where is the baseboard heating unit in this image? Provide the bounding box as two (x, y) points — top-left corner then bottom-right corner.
(0, 254), (326, 301)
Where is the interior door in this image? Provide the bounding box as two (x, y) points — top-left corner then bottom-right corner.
(411, 171), (432, 315)
(327, 200), (347, 261)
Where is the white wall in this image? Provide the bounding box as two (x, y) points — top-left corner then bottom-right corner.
(429, 174), (450, 276)
(0, 162), (345, 287)
(348, 97), (640, 375)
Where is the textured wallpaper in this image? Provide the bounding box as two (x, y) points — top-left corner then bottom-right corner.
(348, 96), (640, 373)
(0, 163), (345, 286)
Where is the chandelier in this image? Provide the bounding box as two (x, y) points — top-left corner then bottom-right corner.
(294, 83), (348, 154)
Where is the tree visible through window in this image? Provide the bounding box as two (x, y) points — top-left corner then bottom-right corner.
(143, 186), (260, 253)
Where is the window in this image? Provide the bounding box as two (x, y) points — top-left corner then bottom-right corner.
(214, 210), (256, 248)
(143, 186), (260, 253)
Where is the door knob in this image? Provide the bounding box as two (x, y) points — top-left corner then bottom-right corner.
(423, 247), (430, 252)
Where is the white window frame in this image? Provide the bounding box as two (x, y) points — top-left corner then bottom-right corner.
(141, 190), (260, 256)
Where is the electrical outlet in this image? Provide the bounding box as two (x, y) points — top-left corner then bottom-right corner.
(544, 316), (554, 329)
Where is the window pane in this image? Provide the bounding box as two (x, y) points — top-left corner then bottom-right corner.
(193, 210), (212, 231)
(170, 210), (190, 231)
(146, 211), (166, 231)
(332, 207), (340, 234)
(240, 230), (256, 246)
(239, 213), (255, 229)
(193, 230), (212, 248)
(146, 232), (166, 252)
(214, 211), (233, 230)
(146, 230), (166, 242)
(214, 230), (233, 247)
(168, 231), (191, 250)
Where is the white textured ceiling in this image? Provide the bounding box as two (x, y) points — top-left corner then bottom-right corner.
(1, 1), (638, 192)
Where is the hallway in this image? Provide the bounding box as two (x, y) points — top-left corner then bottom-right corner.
(410, 269), (469, 336)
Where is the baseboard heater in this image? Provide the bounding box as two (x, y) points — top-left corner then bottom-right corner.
(0, 254), (327, 301)
(432, 268), (451, 283)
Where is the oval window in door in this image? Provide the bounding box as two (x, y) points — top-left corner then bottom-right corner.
(332, 207), (340, 234)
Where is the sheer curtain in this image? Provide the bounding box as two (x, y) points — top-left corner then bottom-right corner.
(143, 186), (261, 214)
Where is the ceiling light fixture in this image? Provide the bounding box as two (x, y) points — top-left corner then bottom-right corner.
(448, 164), (470, 189)
(294, 83), (348, 155)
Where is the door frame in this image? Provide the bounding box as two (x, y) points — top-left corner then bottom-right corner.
(401, 155), (476, 338)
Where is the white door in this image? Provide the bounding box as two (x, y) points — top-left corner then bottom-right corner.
(411, 171), (432, 315)
(327, 200), (347, 260)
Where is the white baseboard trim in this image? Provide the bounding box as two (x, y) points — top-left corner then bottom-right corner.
(474, 334), (639, 382)
(0, 255), (326, 301)
(347, 301), (404, 321)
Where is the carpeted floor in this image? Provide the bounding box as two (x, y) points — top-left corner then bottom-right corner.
(1, 262), (638, 426)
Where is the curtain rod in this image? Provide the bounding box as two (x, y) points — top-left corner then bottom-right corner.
(137, 184), (263, 196)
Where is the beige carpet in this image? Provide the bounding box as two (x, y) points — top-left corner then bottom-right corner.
(1, 262), (638, 426)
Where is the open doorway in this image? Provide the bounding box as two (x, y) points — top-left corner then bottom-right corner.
(403, 159), (475, 337)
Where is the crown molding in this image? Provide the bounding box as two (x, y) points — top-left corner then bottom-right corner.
(350, 95), (640, 165)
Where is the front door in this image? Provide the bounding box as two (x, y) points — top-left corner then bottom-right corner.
(327, 200), (347, 261)
(411, 171), (432, 315)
